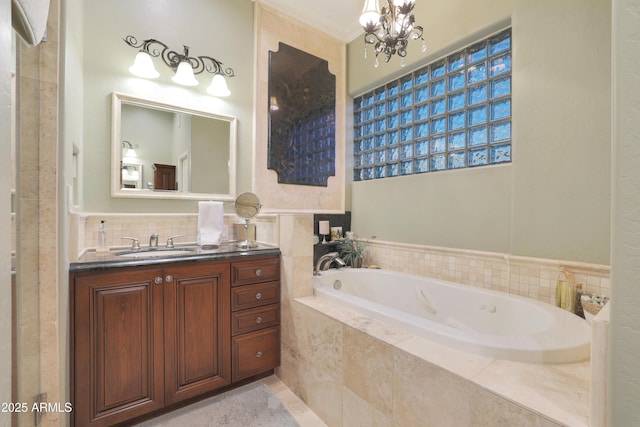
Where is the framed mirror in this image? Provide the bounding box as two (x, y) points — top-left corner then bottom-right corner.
(111, 92), (237, 200)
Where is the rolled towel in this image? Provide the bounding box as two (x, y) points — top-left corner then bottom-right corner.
(197, 201), (224, 245)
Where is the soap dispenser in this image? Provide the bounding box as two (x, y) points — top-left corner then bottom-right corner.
(96, 220), (109, 253)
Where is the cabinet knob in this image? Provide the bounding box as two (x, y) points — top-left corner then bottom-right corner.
(154, 277), (163, 285)
(256, 351), (263, 358)
(255, 316), (262, 324)
(165, 275), (173, 283)
(255, 269), (262, 277)
(255, 292), (262, 300)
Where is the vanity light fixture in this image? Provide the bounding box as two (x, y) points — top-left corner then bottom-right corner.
(123, 35), (235, 96)
(359, 0), (427, 67)
(122, 140), (138, 159)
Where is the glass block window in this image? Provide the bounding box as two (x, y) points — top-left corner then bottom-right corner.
(353, 28), (511, 181)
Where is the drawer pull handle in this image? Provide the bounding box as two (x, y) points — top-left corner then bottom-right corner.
(165, 275), (173, 283)
(154, 277), (163, 285)
(256, 351), (263, 358)
(255, 292), (262, 300)
(255, 316), (262, 324)
(255, 269), (262, 277)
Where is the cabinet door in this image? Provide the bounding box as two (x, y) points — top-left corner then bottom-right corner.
(163, 261), (231, 405)
(73, 268), (165, 427)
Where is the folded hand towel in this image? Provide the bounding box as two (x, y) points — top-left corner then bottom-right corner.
(198, 201), (224, 245)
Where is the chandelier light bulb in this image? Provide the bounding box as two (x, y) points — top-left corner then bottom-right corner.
(128, 51), (160, 79)
(359, 0), (381, 27)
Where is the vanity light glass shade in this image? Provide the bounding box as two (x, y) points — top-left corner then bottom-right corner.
(359, 0), (381, 27)
(128, 51), (160, 79)
(172, 61), (199, 86)
(206, 74), (231, 97)
(124, 147), (137, 159)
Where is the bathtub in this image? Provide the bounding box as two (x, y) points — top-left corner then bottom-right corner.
(313, 268), (590, 363)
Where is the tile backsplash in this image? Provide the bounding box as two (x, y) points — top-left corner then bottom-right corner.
(363, 239), (610, 306)
(70, 213), (279, 261)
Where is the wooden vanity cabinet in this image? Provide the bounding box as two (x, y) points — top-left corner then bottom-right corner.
(71, 260), (231, 427)
(230, 256), (281, 382)
(71, 253), (280, 427)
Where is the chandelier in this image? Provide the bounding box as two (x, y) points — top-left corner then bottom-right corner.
(359, 0), (426, 67)
(123, 35), (235, 97)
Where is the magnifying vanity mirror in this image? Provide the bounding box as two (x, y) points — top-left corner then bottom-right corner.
(111, 92), (237, 200)
(233, 192), (261, 248)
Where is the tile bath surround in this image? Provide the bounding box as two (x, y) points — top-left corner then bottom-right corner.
(276, 214), (605, 427)
(286, 296), (589, 426)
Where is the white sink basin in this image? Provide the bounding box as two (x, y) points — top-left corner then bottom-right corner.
(115, 249), (195, 258)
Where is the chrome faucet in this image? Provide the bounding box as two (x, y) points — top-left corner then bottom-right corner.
(314, 252), (346, 276)
(149, 233), (159, 249)
(166, 234), (183, 248)
(121, 237), (140, 250)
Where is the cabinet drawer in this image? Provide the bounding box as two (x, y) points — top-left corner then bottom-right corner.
(231, 257), (280, 286)
(231, 282), (280, 311)
(232, 327), (280, 381)
(232, 304), (280, 336)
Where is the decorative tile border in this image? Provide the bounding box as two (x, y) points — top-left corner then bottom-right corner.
(363, 239), (610, 306)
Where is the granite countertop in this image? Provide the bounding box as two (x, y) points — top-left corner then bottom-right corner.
(70, 242), (281, 272)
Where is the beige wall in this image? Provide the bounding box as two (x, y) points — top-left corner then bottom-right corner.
(1, 0), (13, 424)
(347, 0), (611, 265)
(610, 0), (640, 424)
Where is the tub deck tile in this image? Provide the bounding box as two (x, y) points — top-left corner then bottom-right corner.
(297, 296), (414, 346)
(295, 295), (591, 427)
(471, 359), (590, 427)
(395, 335), (494, 379)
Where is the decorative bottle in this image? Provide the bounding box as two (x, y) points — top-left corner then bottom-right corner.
(555, 269), (576, 313)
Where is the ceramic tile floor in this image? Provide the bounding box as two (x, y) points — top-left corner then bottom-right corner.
(261, 375), (327, 426)
(142, 376), (326, 427)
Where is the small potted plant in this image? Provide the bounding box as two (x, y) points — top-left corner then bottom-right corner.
(338, 235), (367, 268)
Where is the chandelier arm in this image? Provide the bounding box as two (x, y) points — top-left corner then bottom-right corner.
(412, 25), (424, 40)
(364, 31), (385, 46)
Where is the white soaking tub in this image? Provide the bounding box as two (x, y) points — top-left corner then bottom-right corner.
(313, 268), (590, 363)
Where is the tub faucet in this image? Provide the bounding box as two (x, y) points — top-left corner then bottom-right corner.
(314, 252), (346, 276)
(149, 233), (158, 249)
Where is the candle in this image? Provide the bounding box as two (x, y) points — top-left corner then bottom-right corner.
(319, 220), (330, 235)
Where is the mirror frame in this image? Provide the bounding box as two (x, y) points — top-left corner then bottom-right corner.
(111, 92), (237, 201)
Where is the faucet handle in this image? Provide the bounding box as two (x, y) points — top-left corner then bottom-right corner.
(121, 237), (140, 250)
(166, 234), (183, 248)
